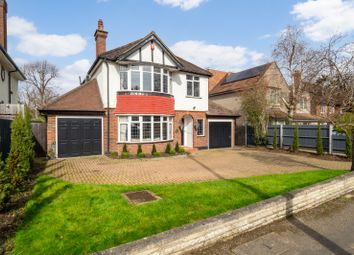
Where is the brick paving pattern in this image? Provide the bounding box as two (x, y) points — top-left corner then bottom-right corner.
(43, 148), (351, 185)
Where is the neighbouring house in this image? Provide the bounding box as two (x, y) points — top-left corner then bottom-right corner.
(0, 0), (25, 118)
(0, 0), (26, 160)
(208, 62), (290, 145)
(41, 20), (214, 158)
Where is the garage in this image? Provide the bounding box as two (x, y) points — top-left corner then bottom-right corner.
(209, 121), (232, 148)
(57, 118), (102, 158)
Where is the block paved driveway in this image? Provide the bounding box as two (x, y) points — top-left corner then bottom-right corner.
(44, 148), (351, 185)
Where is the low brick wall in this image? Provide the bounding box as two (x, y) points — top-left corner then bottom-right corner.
(93, 172), (354, 255)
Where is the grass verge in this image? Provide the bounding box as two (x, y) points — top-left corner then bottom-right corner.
(13, 170), (347, 255)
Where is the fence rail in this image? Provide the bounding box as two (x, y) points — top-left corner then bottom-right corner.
(247, 125), (348, 155)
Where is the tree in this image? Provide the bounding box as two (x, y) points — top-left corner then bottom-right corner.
(6, 110), (35, 188)
(20, 60), (59, 116)
(241, 83), (269, 145)
(0, 156), (12, 211)
(335, 113), (354, 171)
(272, 26), (321, 119)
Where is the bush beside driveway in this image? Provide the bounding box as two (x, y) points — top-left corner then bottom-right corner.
(43, 148), (351, 185)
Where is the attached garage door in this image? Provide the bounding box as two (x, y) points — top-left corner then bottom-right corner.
(57, 118), (102, 158)
(209, 122), (231, 149)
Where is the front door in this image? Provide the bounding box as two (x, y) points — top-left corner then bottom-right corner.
(183, 115), (193, 147)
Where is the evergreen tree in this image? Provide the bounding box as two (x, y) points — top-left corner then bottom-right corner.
(316, 124), (324, 155)
(292, 124), (299, 152)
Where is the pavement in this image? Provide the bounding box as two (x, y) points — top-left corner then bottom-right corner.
(188, 191), (354, 255)
(43, 148), (351, 185)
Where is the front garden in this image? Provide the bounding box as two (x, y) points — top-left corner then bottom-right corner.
(11, 169), (347, 255)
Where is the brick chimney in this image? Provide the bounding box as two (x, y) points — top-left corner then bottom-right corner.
(94, 19), (108, 58)
(0, 0), (7, 50)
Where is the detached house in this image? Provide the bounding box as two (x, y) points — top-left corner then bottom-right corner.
(41, 20), (211, 158)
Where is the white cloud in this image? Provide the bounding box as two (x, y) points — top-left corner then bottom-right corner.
(292, 0), (354, 41)
(258, 34), (272, 40)
(55, 59), (92, 93)
(154, 0), (207, 10)
(13, 57), (28, 66)
(8, 16), (87, 57)
(171, 40), (265, 72)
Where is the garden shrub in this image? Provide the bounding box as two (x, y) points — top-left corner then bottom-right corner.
(292, 124), (299, 152)
(165, 143), (171, 154)
(110, 151), (118, 158)
(316, 124), (324, 155)
(137, 152), (145, 158)
(175, 143), (180, 153)
(137, 144), (143, 155)
(121, 152), (129, 159)
(0, 156), (12, 211)
(152, 152), (161, 157)
(346, 135), (352, 159)
(178, 147), (186, 154)
(273, 127), (277, 149)
(169, 149), (176, 156)
(6, 111), (35, 188)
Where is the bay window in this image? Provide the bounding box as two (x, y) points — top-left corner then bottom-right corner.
(118, 116), (173, 143)
(118, 65), (170, 94)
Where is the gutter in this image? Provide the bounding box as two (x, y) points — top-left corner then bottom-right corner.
(103, 58), (110, 154)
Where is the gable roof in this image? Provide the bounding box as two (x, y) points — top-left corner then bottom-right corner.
(208, 69), (229, 92)
(209, 63), (273, 96)
(41, 79), (104, 112)
(89, 31), (211, 77)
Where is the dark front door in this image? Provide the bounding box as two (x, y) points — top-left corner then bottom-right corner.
(58, 118), (102, 158)
(209, 122), (231, 148)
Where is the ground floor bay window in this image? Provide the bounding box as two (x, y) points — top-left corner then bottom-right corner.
(118, 115), (173, 143)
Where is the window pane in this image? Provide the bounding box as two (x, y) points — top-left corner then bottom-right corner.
(163, 69), (168, 74)
(194, 82), (200, 97)
(163, 75), (168, 93)
(132, 116), (139, 121)
(119, 116), (128, 122)
(186, 74), (193, 80)
(162, 123), (167, 140)
(120, 123), (128, 142)
(168, 123), (172, 140)
(154, 116), (160, 122)
(143, 71), (152, 91)
(131, 123), (140, 141)
(154, 73), (161, 92)
(143, 65), (151, 72)
(187, 81), (193, 96)
(163, 116), (167, 121)
(143, 123), (151, 140)
(120, 72), (128, 90)
(154, 67), (161, 73)
(154, 123), (161, 140)
(194, 76), (199, 81)
(143, 116), (151, 122)
(131, 65), (139, 70)
(131, 71), (140, 90)
(197, 119), (204, 136)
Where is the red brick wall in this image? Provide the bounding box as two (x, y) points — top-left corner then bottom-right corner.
(174, 111), (208, 149)
(47, 115), (56, 155)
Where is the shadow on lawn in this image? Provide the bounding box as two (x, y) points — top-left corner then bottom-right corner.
(189, 155), (350, 255)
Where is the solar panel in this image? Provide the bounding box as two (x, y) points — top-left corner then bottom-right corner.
(224, 63), (270, 83)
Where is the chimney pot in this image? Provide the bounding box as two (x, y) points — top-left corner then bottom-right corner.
(98, 19), (104, 31)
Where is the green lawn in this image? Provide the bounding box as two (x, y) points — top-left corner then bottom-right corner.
(13, 170), (347, 255)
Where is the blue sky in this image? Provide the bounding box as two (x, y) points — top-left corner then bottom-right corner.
(7, 0), (354, 93)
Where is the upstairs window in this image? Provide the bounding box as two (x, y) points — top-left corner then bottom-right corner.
(186, 75), (200, 97)
(329, 105), (335, 114)
(300, 97), (307, 110)
(269, 88), (280, 105)
(321, 104), (327, 114)
(143, 66), (152, 91)
(131, 66), (140, 91)
(154, 67), (161, 92)
(119, 66), (128, 90)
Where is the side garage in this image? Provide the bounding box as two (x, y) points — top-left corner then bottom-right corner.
(40, 79), (105, 158)
(207, 102), (239, 149)
(57, 117), (103, 158)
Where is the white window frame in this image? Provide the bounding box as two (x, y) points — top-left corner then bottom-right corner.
(321, 104), (327, 114)
(300, 97), (307, 110)
(196, 118), (205, 136)
(269, 88), (280, 105)
(117, 115), (173, 143)
(186, 74), (201, 98)
(118, 65), (170, 95)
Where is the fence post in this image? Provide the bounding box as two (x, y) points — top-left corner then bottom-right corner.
(329, 124), (333, 155)
(280, 124), (283, 148)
